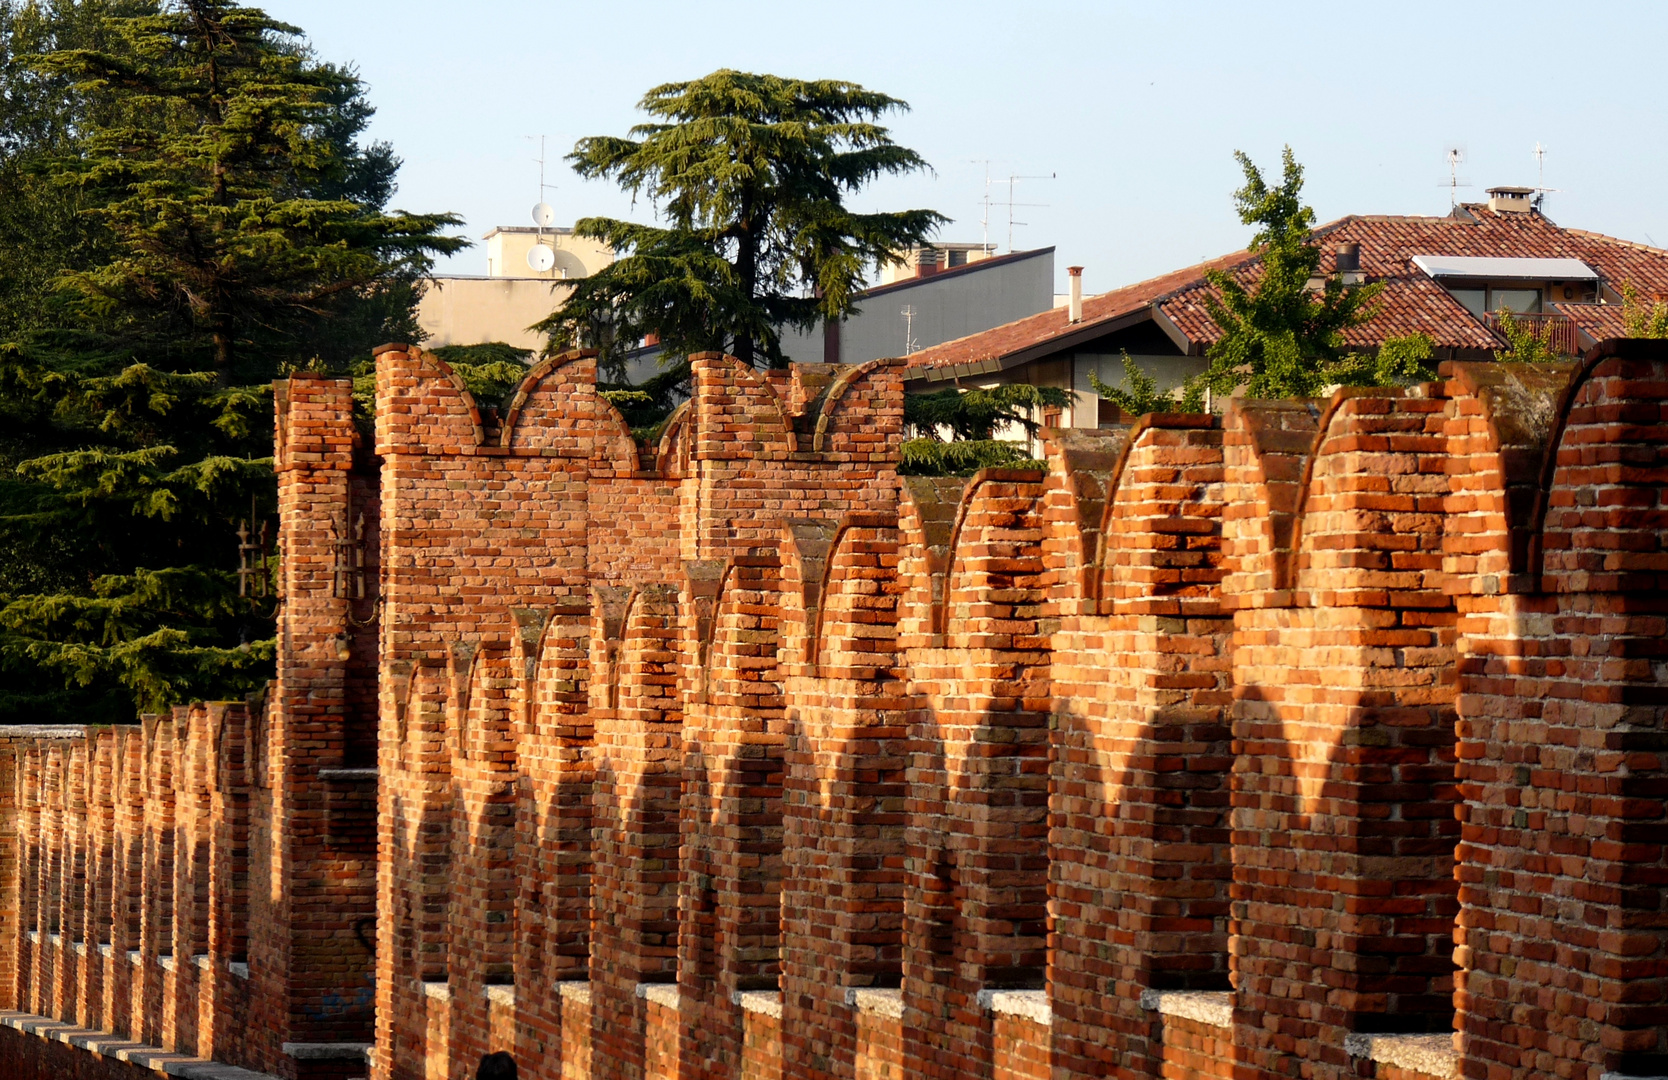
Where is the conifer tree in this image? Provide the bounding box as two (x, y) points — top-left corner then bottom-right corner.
(0, 0), (462, 723)
(537, 70), (947, 375)
(899, 383), (1069, 476)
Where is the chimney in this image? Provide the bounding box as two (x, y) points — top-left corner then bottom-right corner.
(1068, 266), (1084, 323)
(916, 248), (940, 278)
(1333, 242), (1364, 286)
(1486, 186), (1534, 214)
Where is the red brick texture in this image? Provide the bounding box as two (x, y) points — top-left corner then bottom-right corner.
(1, 342), (1664, 1080)
(1048, 420), (1234, 1080)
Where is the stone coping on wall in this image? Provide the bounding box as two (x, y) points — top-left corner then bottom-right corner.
(845, 988), (902, 1018)
(485, 985), (515, 1006)
(556, 980), (591, 1005)
(1343, 1034), (1460, 1080)
(281, 1042), (374, 1062)
(421, 981), (451, 1002)
(732, 990), (782, 1018)
(0, 724), (90, 738)
(976, 989), (1051, 1026)
(0, 1009), (278, 1079)
(634, 982), (680, 1009)
(1139, 990), (1232, 1030)
(317, 766), (379, 781)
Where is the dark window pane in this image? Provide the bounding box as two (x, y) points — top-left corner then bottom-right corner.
(1449, 288), (1486, 317)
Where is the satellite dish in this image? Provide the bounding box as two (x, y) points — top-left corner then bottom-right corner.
(527, 243), (556, 273)
(531, 202), (556, 227)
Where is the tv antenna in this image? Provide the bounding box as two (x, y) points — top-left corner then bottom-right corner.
(997, 172), (1055, 253)
(1440, 145), (1471, 208)
(969, 159), (1003, 253)
(1530, 141), (1559, 211)
(526, 135), (561, 274)
(901, 305), (919, 356)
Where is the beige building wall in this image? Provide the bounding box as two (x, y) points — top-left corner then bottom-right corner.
(416, 276), (578, 352)
(416, 226), (616, 352)
(483, 227), (614, 281)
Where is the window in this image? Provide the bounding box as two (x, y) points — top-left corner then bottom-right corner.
(1449, 288), (1486, 318)
(1492, 288), (1541, 314)
(1444, 284), (1542, 318)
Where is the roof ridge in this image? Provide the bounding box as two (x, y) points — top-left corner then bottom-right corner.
(1558, 226), (1668, 256)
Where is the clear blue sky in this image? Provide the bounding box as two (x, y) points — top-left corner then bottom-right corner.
(266, 0), (1668, 293)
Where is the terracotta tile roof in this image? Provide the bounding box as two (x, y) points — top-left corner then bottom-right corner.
(901, 249), (1249, 372)
(1553, 299), (1628, 345)
(904, 204), (1668, 374)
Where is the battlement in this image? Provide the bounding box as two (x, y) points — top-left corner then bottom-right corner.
(2, 344), (1665, 1080)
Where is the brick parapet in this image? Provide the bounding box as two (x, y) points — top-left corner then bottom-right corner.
(2, 710), (259, 1074)
(7, 345), (1668, 1080)
(1046, 420), (1233, 1080)
(263, 372), (378, 1075)
(902, 471), (1052, 1080)
(678, 555), (788, 1080)
(1230, 387), (1465, 1080)
(1453, 342), (1668, 1080)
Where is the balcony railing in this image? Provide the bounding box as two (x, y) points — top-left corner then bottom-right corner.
(1485, 310), (1580, 357)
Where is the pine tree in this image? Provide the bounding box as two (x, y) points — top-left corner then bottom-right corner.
(0, 0), (462, 723)
(536, 70), (947, 375)
(1195, 148), (1435, 400)
(899, 383), (1070, 476)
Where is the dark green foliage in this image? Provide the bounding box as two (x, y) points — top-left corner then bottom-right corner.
(600, 361), (691, 442)
(432, 342), (533, 408)
(0, 0), (461, 722)
(898, 382), (1068, 476)
(34, 1), (461, 379)
(903, 383), (1070, 442)
(897, 438), (1041, 476)
(1195, 148), (1435, 400)
(536, 70), (947, 376)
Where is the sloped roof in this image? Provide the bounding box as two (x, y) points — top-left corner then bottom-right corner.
(904, 204), (1668, 377)
(901, 249), (1250, 376)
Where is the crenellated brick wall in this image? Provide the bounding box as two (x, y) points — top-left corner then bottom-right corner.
(2, 340), (1664, 1080)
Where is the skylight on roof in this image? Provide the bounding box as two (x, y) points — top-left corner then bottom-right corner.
(1411, 255), (1598, 281)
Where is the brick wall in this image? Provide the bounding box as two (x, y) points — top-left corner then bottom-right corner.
(1453, 342), (1668, 1080)
(1048, 419), (1233, 1079)
(2, 342), (1664, 1080)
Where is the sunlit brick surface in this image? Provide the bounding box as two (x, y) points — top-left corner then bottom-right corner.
(0, 342), (1663, 1080)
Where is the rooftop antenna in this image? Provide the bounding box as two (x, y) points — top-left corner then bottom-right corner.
(969, 160), (1001, 253)
(999, 172), (1055, 253)
(901, 305), (919, 356)
(1441, 145), (1471, 208)
(1531, 141), (1559, 211)
(526, 135), (561, 275)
